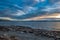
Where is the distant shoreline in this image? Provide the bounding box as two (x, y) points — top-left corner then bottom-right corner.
(0, 20), (60, 22)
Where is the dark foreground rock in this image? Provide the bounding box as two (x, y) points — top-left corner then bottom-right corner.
(0, 26), (60, 40)
(0, 34), (20, 40)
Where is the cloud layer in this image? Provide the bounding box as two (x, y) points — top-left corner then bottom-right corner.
(0, 0), (60, 21)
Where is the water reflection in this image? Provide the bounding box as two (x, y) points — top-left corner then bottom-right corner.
(53, 22), (60, 31)
(0, 21), (60, 31)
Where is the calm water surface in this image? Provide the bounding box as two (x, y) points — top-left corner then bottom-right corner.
(0, 21), (60, 31)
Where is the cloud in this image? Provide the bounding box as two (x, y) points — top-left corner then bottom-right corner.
(0, 17), (26, 21)
(0, 17), (15, 21)
(41, 6), (55, 13)
(10, 6), (37, 16)
(53, 2), (60, 10)
(0, 0), (60, 20)
(23, 6), (38, 13)
(0, 17), (33, 21)
(21, 13), (60, 21)
(35, 0), (45, 3)
(0, 13), (60, 21)
(11, 10), (26, 16)
(13, 4), (23, 9)
(41, 1), (60, 13)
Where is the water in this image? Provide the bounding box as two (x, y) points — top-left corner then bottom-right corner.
(0, 21), (60, 31)
(0, 21), (60, 40)
(0, 21), (56, 40)
(0, 21), (59, 40)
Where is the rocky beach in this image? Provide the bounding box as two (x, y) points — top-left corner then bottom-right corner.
(0, 26), (60, 40)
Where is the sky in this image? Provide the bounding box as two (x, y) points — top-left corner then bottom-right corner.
(0, 0), (60, 21)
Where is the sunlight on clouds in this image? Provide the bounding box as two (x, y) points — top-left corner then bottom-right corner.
(0, 13), (60, 21)
(42, 7), (55, 13)
(10, 6), (37, 16)
(54, 2), (60, 7)
(42, 6), (60, 13)
(35, 0), (45, 2)
(53, 2), (60, 9)
(0, 17), (23, 21)
(11, 10), (26, 16)
(14, 4), (23, 9)
(27, 6), (37, 11)
(0, 17), (32, 21)
(0, 17), (14, 20)
(28, 6), (36, 10)
(0, 0), (60, 21)
(22, 13), (60, 21)
(40, 0), (45, 2)
(23, 6), (37, 13)
(56, 14), (60, 18)
(42, 1), (60, 13)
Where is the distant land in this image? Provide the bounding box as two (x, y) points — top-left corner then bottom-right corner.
(0, 18), (60, 22)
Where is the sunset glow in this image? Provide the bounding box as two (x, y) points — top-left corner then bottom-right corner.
(56, 14), (60, 18)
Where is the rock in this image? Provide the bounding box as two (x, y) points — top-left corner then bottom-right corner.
(0, 34), (21, 40)
(10, 36), (21, 40)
